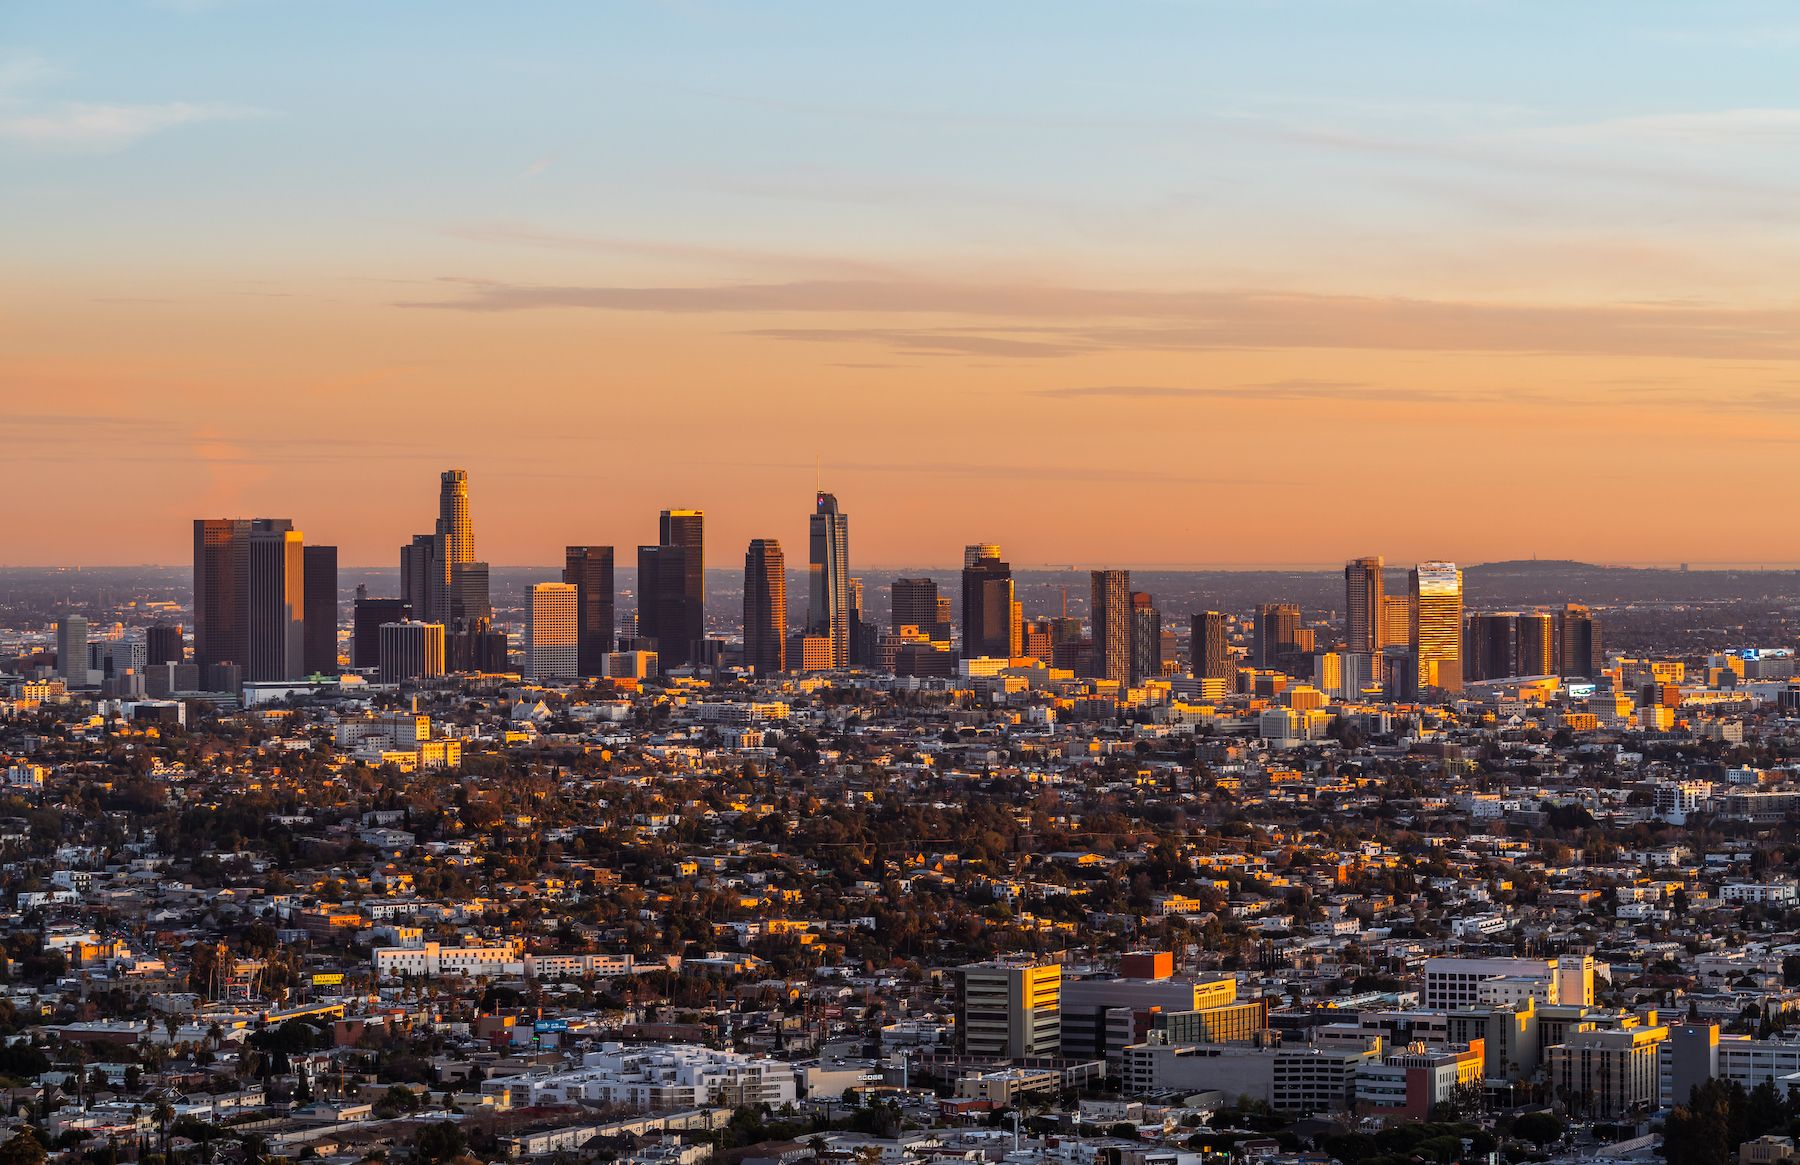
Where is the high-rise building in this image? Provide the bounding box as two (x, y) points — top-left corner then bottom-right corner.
(1410, 561), (1464, 692)
(1559, 604), (1603, 678)
(248, 518), (305, 682)
(437, 469), (474, 570)
(1345, 556), (1384, 655)
(1380, 594), (1410, 649)
(1192, 611), (1231, 680)
(636, 543), (691, 668)
(563, 546), (616, 677)
(808, 492), (850, 667)
(1517, 612), (1555, 677)
(1090, 569), (1131, 683)
(400, 532), (443, 623)
(55, 616), (89, 685)
(399, 469), (486, 629)
(1254, 603), (1302, 670)
(962, 550), (1015, 659)
(193, 519), (251, 672)
(449, 561), (491, 628)
(303, 544), (338, 676)
(145, 623), (183, 667)
(378, 620), (444, 685)
(891, 577), (944, 637)
(353, 597), (411, 670)
(964, 543), (1002, 569)
(956, 959), (1063, 1059)
(1130, 592), (1162, 684)
(1466, 613), (1518, 682)
(654, 509), (705, 666)
(526, 582), (579, 682)
(743, 538), (787, 676)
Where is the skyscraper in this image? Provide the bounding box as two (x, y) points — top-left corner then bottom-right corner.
(1380, 594), (1410, 649)
(55, 616), (89, 685)
(353, 596), (411, 670)
(657, 508), (706, 665)
(303, 544), (339, 676)
(962, 549), (1015, 659)
(438, 469), (474, 568)
(378, 620), (444, 685)
(891, 577), (942, 636)
(194, 519), (251, 672)
(1130, 592), (1162, 684)
(808, 492), (850, 667)
(400, 532), (443, 623)
(964, 544), (1002, 569)
(1410, 561), (1464, 692)
(1089, 569), (1131, 683)
(1517, 612), (1555, 677)
(564, 546), (616, 677)
(743, 538), (787, 676)
(1466, 613), (1518, 682)
(635, 543), (689, 668)
(1558, 604), (1603, 678)
(1191, 611), (1231, 680)
(526, 582), (579, 681)
(1344, 556), (1384, 655)
(145, 623), (183, 667)
(248, 519), (306, 682)
(399, 469), (487, 629)
(1254, 603), (1302, 670)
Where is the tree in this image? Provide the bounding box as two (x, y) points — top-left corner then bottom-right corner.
(412, 1122), (465, 1165)
(0, 1132), (46, 1165)
(1512, 1111), (1563, 1149)
(1662, 1078), (1736, 1165)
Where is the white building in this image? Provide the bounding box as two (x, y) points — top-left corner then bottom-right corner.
(480, 1043), (797, 1111)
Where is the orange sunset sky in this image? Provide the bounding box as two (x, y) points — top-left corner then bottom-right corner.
(7, 3), (1800, 568)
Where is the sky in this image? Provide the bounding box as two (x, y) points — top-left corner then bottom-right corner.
(7, 1), (1800, 568)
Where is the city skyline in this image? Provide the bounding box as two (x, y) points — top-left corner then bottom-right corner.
(11, 3), (1800, 565)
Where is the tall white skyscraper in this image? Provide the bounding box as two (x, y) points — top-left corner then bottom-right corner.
(526, 582), (579, 681)
(808, 491), (850, 667)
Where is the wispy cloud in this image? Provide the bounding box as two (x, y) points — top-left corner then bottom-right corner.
(0, 99), (255, 147)
(1546, 108), (1800, 143)
(1036, 380), (1473, 403)
(400, 276), (1800, 361)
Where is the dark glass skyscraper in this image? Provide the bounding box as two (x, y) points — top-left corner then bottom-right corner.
(564, 545), (616, 677)
(303, 544), (339, 675)
(193, 519), (251, 672)
(352, 596), (411, 670)
(145, 623), (184, 668)
(808, 492), (850, 667)
(1558, 604), (1602, 678)
(891, 577), (943, 636)
(1130, 591), (1161, 684)
(1254, 603), (1302, 670)
(1191, 611), (1230, 680)
(654, 508), (705, 664)
(961, 553), (1015, 659)
(637, 542), (692, 667)
(743, 538), (787, 676)
(1344, 556), (1384, 655)
(248, 518), (305, 682)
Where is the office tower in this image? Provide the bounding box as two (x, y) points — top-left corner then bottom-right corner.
(1020, 619), (1055, 663)
(1191, 611), (1231, 680)
(964, 543), (1002, 569)
(247, 519), (306, 682)
(1410, 561), (1464, 692)
(563, 546), (616, 677)
(808, 492), (851, 667)
(1380, 594), (1410, 649)
(1517, 612), (1555, 677)
(55, 616), (89, 685)
(935, 595), (954, 629)
(653, 508), (705, 665)
(1254, 603), (1302, 670)
(449, 560), (492, 627)
(1130, 592), (1161, 684)
(400, 533), (442, 623)
(145, 623), (183, 667)
(1345, 556), (1384, 654)
(526, 582), (579, 681)
(891, 577), (942, 635)
(1559, 604), (1603, 678)
(956, 959), (1062, 1059)
(193, 518), (251, 671)
(303, 544), (338, 676)
(1313, 650), (1343, 697)
(743, 539), (788, 676)
(636, 543), (690, 667)
(378, 620), (445, 685)
(1089, 569), (1131, 683)
(962, 550), (1015, 659)
(447, 620), (509, 674)
(437, 469), (474, 568)
(353, 598), (410, 670)
(1466, 613), (1518, 682)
